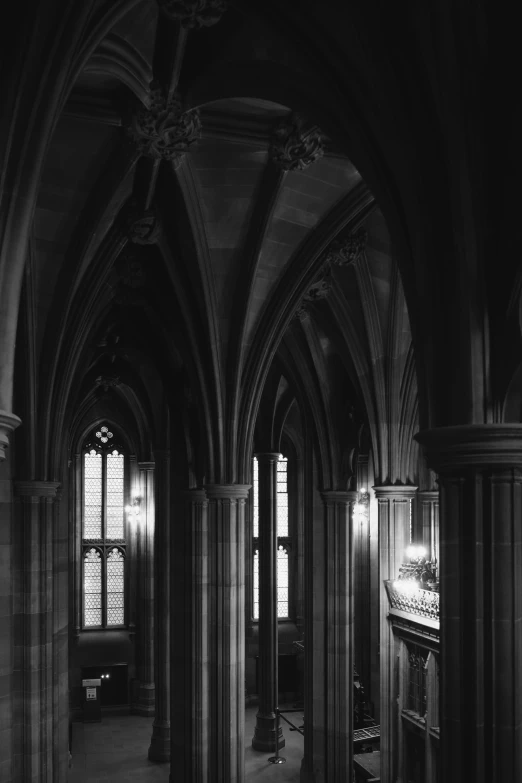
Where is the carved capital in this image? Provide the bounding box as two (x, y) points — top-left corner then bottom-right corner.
(205, 483), (251, 500)
(128, 85), (201, 167)
(322, 228), (368, 268)
(270, 115), (325, 172)
(157, 0), (227, 28)
(0, 410), (22, 461)
(15, 480), (61, 498)
(415, 424), (522, 472)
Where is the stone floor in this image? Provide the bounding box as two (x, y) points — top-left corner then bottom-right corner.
(69, 705), (303, 782)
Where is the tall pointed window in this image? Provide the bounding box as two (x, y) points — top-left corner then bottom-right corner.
(82, 426), (127, 628)
(252, 454), (291, 620)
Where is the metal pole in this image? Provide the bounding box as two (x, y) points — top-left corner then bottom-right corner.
(268, 709), (286, 764)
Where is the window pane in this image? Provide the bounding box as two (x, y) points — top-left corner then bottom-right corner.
(277, 545), (289, 617)
(253, 549), (259, 620)
(84, 451), (102, 538)
(106, 548), (124, 625)
(253, 457), (259, 538)
(106, 451), (124, 539)
(84, 548), (102, 626)
(277, 457), (288, 536)
(407, 643), (428, 717)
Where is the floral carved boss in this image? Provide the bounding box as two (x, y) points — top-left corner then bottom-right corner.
(156, 0), (227, 28)
(270, 115), (325, 172)
(128, 86), (201, 167)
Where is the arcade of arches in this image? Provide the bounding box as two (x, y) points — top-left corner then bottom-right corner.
(1, 3), (521, 782)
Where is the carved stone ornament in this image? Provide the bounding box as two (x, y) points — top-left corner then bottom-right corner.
(95, 375), (121, 392)
(295, 275), (331, 320)
(157, 0), (227, 27)
(128, 85), (201, 167)
(127, 206), (160, 245)
(0, 409), (22, 461)
(322, 228), (368, 268)
(270, 115), (325, 172)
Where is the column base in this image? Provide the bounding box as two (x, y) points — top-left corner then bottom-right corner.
(132, 683), (155, 716)
(300, 756), (317, 783)
(148, 720), (170, 762)
(252, 713), (285, 752)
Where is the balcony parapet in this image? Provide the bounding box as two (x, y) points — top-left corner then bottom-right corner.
(384, 579), (439, 626)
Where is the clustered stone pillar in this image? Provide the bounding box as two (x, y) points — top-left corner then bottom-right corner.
(206, 484), (250, 783)
(149, 450), (170, 762)
(416, 425), (522, 783)
(170, 489), (209, 782)
(13, 480), (61, 782)
(301, 489), (357, 783)
(134, 461), (155, 715)
(52, 486), (69, 780)
(374, 485), (417, 783)
(252, 453), (284, 752)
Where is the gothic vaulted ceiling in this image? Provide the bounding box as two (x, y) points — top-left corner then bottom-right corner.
(19, 0), (417, 484)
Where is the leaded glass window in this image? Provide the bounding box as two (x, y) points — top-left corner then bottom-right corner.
(407, 643), (428, 718)
(252, 454), (291, 620)
(84, 548), (102, 626)
(106, 548), (125, 625)
(277, 544), (289, 617)
(82, 425), (127, 628)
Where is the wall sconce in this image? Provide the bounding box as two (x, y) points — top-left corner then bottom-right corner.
(125, 496), (142, 526)
(406, 545), (427, 560)
(353, 488), (369, 524)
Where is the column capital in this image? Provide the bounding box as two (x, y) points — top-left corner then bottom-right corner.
(205, 483), (250, 499)
(0, 409), (21, 461)
(373, 485), (418, 500)
(177, 488), (208, 503)
(254, 452), (281, 462)
(321, 490), (358, 503)
(415, 424), (522, 472)
(14, 480), (61, 498)
(138, 461), (155, 470)
(153, 449), (170, 459)
(417, 489), (439, 501)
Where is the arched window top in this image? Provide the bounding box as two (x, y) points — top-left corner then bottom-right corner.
(83, 423), (124, 454)
(107, 547), (125, 560)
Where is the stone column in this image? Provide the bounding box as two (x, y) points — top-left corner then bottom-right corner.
(13, 480), (61, 782)
(134, 461), (155, 715)
(416, 425), (522, 783)
(417, 490), (439, 562)
(252, 453), (284, 751)
(149, 450), (170, 762)
(0, 444), (17, 781)
(52, 487), (69, 781)
(301, 489), (357, 783)
(374, 485), (417, 783)
(128, 455), (138, 637)
(170, 489), (209, 783)
(206, 484), (250, 783)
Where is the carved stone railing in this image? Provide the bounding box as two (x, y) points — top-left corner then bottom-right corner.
(384, 579), (439, 622)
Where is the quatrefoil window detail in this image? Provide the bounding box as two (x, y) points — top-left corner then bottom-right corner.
(95, 426), (113, 444)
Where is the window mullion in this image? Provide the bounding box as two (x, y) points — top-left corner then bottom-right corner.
(103, 453), (107, 627)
